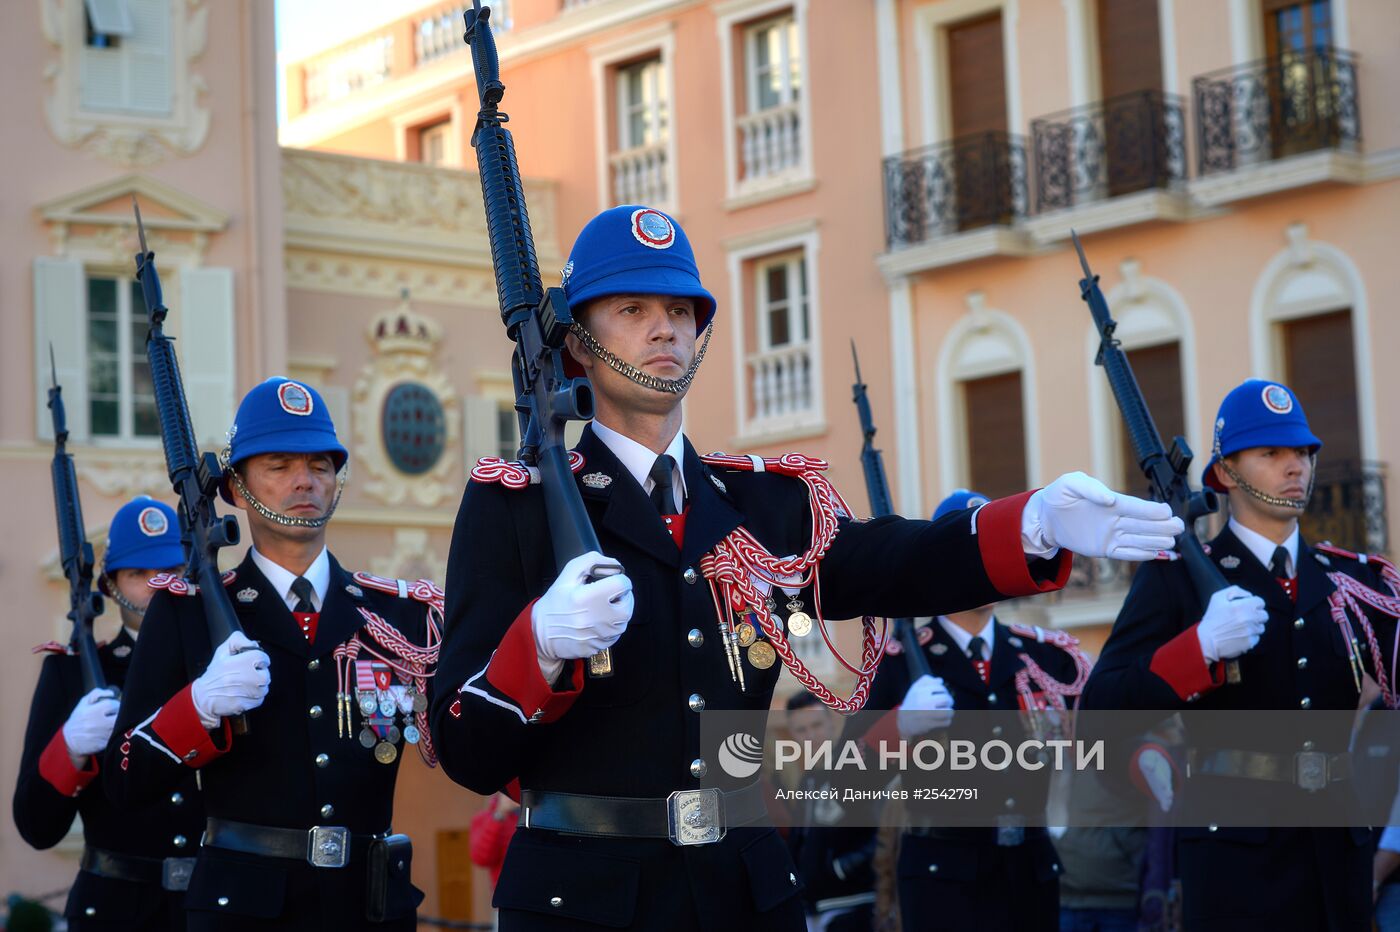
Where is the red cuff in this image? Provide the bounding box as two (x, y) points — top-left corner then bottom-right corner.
(976, 491), (1073, 596)
(1148, 624), (1224, 702)
(863, 709), (902, 756)
(485, 601), (585, 724)
(151, 684), (233, 768)
(38, 727), (98, 797)
(1129, 741), (1182, 800)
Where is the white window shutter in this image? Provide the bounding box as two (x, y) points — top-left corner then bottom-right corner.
(80, 47), (126, 112)
(34, 258), (89, 442)
(84, 0), (135, 36)
(177, 268), (236, 450)
(125, 0), (172, 115)
(463, 395), (502, 467)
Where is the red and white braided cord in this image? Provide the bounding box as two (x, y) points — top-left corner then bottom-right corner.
(1326, 571), (1400, 708)
(354, 603), (442, 767)
(470, 451), (586, 488)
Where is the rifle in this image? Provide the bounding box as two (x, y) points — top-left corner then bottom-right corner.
(851, 343), (931, 682)
(1072, 231), (1237, 683)
(132, 197), (251, 729)
(462, 4), (615, 675)
(48, 348), (107, 694)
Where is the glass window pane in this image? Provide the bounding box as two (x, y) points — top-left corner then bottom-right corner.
(90, 316), (118, 355)
(628, 110), (646, 148)
(765, 265), (788, 303)
(626, 66), (644, 106)
(768, 307), (790, 347)
(88, 276), (117, 317)
(91, 399), (118, 436)
(90, 357), (119, 395)
(753, 25), (773, 70)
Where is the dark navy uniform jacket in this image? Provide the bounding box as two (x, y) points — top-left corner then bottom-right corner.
(1082, 526), (1400, 932)
(103, 551), (437, 931)
(429, 425), (1070, 931)
(15, 627), (204, 930)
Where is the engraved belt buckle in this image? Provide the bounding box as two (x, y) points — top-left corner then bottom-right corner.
(162, 857), (196, 891)
(307, 825), (351, 868)
(666, 789), (725, 846)
(1294, 751), (1328, 792)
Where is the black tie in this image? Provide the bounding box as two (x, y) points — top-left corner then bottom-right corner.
(649, 455), (676, 516)
(967, 636), (987, 662)
(290, 576), (316, 614)
(1270, 546), (1291, 580)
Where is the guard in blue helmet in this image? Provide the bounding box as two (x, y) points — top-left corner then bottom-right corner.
(437, 199), (1185, 932)
(107, 376), (441, 931)
(15, 494), (204, 930)
(846, 486), (1090, 932)
(1084, 379), (1400, 932)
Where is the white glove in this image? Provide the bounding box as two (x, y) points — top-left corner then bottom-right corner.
(1195, 585), (1267, 663)
(1023, 472), (1184, 561)
(61, 687), (119, 758)
(1137, 747), (1175, 812)
(532, 551), (634, 681)
(191, 632), (271, 727)
(896, 675), (955, 736)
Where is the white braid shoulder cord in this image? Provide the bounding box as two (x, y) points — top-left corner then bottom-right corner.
(697, 453), (884, 714)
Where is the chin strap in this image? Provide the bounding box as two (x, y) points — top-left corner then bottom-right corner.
(1215, 452), (1315, 511)
(568, 322), (712, 394)
(224, 464), (348, 529)
(102, 575), (146, 618)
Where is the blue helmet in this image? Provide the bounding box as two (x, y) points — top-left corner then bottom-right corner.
(562, 206), (716, 333)
(933, 489), (991, 521)
(220, 377), (348, 503)
(102, 496), (183, 587)
(1203, 379), (1322, 492)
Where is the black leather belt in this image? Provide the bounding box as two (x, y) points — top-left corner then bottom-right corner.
(204, 818), (383, 869)
(903, 824), (1045, 848)
(81, 847), (196, 891)
(1188, 749), (1351, 792)
(521, 783), (768, 846)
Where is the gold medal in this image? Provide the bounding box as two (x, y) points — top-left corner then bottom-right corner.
(374, 741), (398, 764)
(411, 691), (428, 713)
(736, 622), (757, 647)
(747, 641), (776, 670)
(787, 611), (813, 637)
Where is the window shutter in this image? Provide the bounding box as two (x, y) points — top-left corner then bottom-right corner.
(463, 395), (502, 467)
(125, 0), (173, 115)
(177, 268), (236, 449)
(34, 258), (89, 442)
(84, 0), (135, 36)
(80, 47), (126, 111)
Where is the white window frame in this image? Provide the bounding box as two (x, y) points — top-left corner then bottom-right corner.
(716, 0), (815, 207)
(392, 97), (464, 167)
(755, 252), (809, 353)
(589, 23), (678, 213)
(912, 0), (1022, 147)
(417, 119), (452, 166)
(78, 0), (173, 116)
(744, 13), (800, 114)
(83, 270), (160, 444)
(615, 57), (667, 151)
(726, 222), (824, 444)
(933, 296), (1039, 496)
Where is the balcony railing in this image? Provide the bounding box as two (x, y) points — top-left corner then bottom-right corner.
(1302, 460), (1388, 556)
(1030, 90), (1186, 213)
(416, 2), (510, 68)
(748, 343), (814, 427)
(882, 131), (1028, 249)
(1193, 46), (1360, 177)
(610, 142), (669, 208)
(303, 35), (394, 109)
(738, 102), (803, 184)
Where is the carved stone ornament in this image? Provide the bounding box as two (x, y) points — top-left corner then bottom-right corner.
(369, 528), (446, 586)
(351, 292), (459, 507)
(41, 0), (212, 166)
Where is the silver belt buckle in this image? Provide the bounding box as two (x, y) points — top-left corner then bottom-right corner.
(307, 825), (350, 868)
(1295, 751), (1328, 792)
(162, 857), (196, 891)
(666, 789), (725, 846)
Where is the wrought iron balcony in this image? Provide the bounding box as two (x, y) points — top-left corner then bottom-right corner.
(1030, 90), (1186, 213)
(1302, 460), (1388, 556)
(882, 131), (1028, 249)
(1193, 46), (1360, 177)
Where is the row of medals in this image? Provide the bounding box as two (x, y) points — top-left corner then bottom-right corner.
(722, 596), (812, 689)
(355, 686), (428, 764)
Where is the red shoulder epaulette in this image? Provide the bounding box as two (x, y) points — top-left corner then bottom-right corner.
(701, 452), (855, 517)
(352, 572), (445, 612)
(470, 452), (585, 489)
(148, 569), (237, 596)
(32, 641), (74, 656)
(1316, 542), (1368, 564)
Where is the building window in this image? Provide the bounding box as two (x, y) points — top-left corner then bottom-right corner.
(496, 403), (520, 461)
(86, 275), (158, 440)
(79, 0), (172, 115)
(961, 371), (1026, 500)
(748, 252), (814, 426)
(418, 120), (451, 166)
(608, 56), (670, 207)
(739, 13), (803, 183)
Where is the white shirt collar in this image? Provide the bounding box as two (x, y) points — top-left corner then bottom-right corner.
(1228, 517), (1299, 578)
(590, 420), (687, 512)
(937, 615), (995, 661)
(251, 546), (330, 612)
